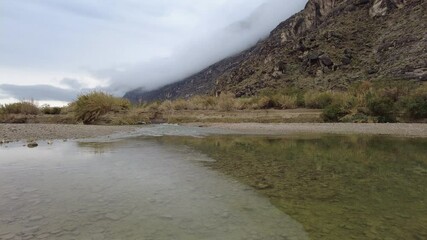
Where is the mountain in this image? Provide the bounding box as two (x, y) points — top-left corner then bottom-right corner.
(124, 0), (427, 102)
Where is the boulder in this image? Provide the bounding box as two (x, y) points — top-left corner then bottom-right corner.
(308, 51), (322, 61)
(341, 56), (352, 65)
(319, 54), (334, 67)
(370, 0), (406, 17)
(367, 67), (379, 74)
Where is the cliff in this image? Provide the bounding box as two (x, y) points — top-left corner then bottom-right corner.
(124, 0), (426, 102)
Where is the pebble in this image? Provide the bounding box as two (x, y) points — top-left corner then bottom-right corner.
(27, 142), (39, 148)
(91, 233), (105, 240)
(22, 226), (40, 234)
(89, 227), (105, 234)
(105, 213), (120, 221)
(36, 233), (50, 239)
(159, 215), (173, 220)
(62, 226), (77, 232)
(49, 229), (62, 235)
(0, 233), (15, 240)
(22, 188), (38, 193)
(28, 215), (44, 222)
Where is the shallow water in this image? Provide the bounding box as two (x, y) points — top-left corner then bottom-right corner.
(0, 137), (308, 240)
(157, 133), (427, 240)
(1, 125), (426, 240)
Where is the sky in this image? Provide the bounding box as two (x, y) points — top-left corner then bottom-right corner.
(0, 0), (306, 106)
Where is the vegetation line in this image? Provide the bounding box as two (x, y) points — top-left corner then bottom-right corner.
(1, 81), (426, 125)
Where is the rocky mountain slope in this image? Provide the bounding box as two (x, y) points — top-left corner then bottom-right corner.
(124, 0), (426, 102)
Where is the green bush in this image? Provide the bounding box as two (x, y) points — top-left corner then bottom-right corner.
(322, 104), (348, 122)
(41, 105), (62, 115)
(401, 86), (427, 119)
(366, 92), (396, 123)
(74, 91), (131, 124)
(1, 102), (40, 115)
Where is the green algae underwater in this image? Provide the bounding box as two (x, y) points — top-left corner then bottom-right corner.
(156, 134), (427, 240)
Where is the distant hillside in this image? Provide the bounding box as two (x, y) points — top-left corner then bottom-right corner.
(124, 0), (427, 102)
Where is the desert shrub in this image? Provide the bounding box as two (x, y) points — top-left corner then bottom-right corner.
(1, 102), (40, 115)
(331, 92), (356, 110)
(144, 102), (160, 112)
(171, 99), (189, 110)
(74, 91), (131, 124)
(260, 87), (305, 108)
(341, 113), (369, 123)
(217, 93), (236, 111)
(252, 96), (274, 109)
(322, 104), (349, 122)
(366, 91), (396, 123)
(401, 85), (427, 119)
(187, 95), (216, 110)
(304, 91), (334, 109)
(159, 100), (173, 112)
(41, 105), (62, 115)
(234, 97), (254, 110)
(274, 94), (298, 109)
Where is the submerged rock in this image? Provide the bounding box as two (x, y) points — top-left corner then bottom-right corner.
(27, 142), (38, 148)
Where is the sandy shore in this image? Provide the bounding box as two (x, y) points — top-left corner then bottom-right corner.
(190, 123), (427, 138)
(0, 124), (139, 141)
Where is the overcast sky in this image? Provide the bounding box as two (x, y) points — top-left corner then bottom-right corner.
(0, 0), (305, 106)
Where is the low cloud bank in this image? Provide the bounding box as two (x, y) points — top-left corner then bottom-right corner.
(103, 0), (305, 95)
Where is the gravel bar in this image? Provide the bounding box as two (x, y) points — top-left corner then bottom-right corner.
(0, 124), (139, 141)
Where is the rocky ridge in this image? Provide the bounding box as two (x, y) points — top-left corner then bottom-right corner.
(125, 0), (426, 102)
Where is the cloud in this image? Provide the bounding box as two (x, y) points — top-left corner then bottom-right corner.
(60, 78), (84, 89)
(0, 84), (78, 102)
(101, 0), (306, 94)
(0, 0), (306, 101)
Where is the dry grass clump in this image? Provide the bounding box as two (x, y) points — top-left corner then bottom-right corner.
(216, 93), (236, 111)
(0, 101), (40, 115)
(73, 91), (131, 124)
(187, 95), (216, 110)
(304, 91), (334, 109)
(273, 95), (298, 109)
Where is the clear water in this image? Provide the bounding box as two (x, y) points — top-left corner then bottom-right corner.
(156, 133), (427, 240)
(0, 136), (308, 240)
(1, 125), (426, 240)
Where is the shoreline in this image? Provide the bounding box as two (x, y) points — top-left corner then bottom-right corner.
(188, 122), (427, 138)
(0, 124), (139, 142)
(1, 123), (427, 142)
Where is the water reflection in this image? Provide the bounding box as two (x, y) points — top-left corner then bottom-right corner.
(0, 138), (308, 240)
(157, 134), (427, 240)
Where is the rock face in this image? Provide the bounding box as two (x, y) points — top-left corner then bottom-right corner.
(125, 0), (427, 102)
(370, 0), (407, 17)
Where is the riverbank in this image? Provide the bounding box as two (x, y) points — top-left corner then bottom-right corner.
(188, 122), (427, 138)
(0, 124), (138, 141)
(1, 123), (427, 142)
